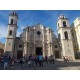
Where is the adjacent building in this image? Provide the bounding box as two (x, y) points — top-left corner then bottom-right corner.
(0, 42), (5, 56)
(71, 17), (80, 58)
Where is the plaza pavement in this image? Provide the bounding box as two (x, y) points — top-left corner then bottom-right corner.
(0, 59), (80, 70)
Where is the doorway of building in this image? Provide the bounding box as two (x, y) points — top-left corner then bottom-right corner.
(55, 51), (59, 58)
(36, 47), (42, 55)
(17, 50), (23, 59)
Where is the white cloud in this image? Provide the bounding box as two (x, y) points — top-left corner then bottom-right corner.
(16, 26), (24, 37)
(17, 30), (21, 37)
(0, 24), (7, 39)
(0, 24), (24, 40)
(20, 26), (25, 30)
(54, 30), (58, 38)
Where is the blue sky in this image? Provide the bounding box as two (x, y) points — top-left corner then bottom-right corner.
(0, 10), (80, 44)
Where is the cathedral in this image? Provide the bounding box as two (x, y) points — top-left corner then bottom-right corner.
(4, 11), (76, 60)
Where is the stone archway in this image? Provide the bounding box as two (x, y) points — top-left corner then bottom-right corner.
(35, 41), (43, 55)
(36, 47), (42, 55)
(17, 50), (23, 59)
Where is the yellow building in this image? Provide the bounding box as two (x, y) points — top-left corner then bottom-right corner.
(71, 17), (80, 58)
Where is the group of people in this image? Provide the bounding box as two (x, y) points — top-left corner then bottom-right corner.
(26, 54), (43, 67)
(0, 55), (15, 69)
(26, 54), (55, 67)
(18, 54), (55, 67)
(63, 56), (73, 62)
(0, 54), (55, 69)
(45, 55), (55, 64)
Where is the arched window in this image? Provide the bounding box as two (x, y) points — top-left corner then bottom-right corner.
(9, 30), (12, 35)
(58, 23), (59, 28)
(27, 27), (29, 32)
(58, 23), (59, 27)
(58, 33), (61, 42)
(64, 31), (68, 39)
(54, 45), (58, 48)
(11, 19), (13, 24)
(63, 21), (66, 27)
(19, 44), (22, 48)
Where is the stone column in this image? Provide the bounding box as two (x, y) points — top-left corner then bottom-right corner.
(48, 44), (51, 57)
(34, 43), (35, 55)
(34, 29), (36, 55)
(43, 43), (45, 57)
(27, 42), (30, 56)
(50, 44), (53, 55)
(42, 28), (45, 57)
(23, 43), (27, 58)
(48, 29), (51, 57)
(50, 29), (53, 56)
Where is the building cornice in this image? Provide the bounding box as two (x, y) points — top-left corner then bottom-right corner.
(57, 18), (69, 22)
(74, 24), (80, 30)
(8, 24), (18, 28)
(6, 38), (15, 39)
(73, 17), (80, 23)
(61, 39), (72, 41)
(57, 27), (70, 31)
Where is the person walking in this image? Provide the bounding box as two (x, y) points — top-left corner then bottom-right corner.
(45, 55), (48, 64)
(0, 56), (4, 67)
(3, 56), (9, 69)
(64, 56), (68, 62)
(19, 57), (24, 65)
(35, 55), (38, 67)
(52, 55), (55, 64)
(38, 54), (43, 67)
(10, 57), (15, 68)
(0, 56), (1, 67)
(32, 55), (35, 67)
(28, 55), (32, 67)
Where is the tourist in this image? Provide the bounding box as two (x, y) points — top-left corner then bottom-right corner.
(31, 55), (35, 67)
(38, 54), (43, 67)
(19, 57), (24, 65)
(0, 56), (4, 67)
(63, 56), (65, 61)
(49, 55), (52, 64)
(3, 56), (9, 69)
(0, 56), (1, 67)
(52, 55), (55, 64)
(9, 56), (11, 61)
(35, 55), (38, 67)
(45, 55), (48, 63)
(10, 57), (15, 68)
(64, 56), (68, 62)
(28, 54), (32, 67)
(26, 56), (28, 63)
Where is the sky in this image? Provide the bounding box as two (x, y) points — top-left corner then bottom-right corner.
(0, 10), (80, 44)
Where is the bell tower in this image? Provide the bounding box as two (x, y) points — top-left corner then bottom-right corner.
(4, 11), (18, 57)
(57, 15), (75, 60)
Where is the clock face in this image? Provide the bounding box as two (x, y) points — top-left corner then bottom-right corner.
(37, 31), (41, 35)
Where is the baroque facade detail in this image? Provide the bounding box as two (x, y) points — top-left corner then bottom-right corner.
(4, 11), (78, 60)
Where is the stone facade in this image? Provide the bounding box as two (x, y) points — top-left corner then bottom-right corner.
(57, 15), (75, 60)
(4, 11), (77, 60)
(4, 11), (61, 59)
(14, 24), (61, 59)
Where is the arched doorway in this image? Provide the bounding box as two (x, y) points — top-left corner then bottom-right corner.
(17, 50), (23, 59)
(36, 47), (42, 55)
(54, 51), (59, 58)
